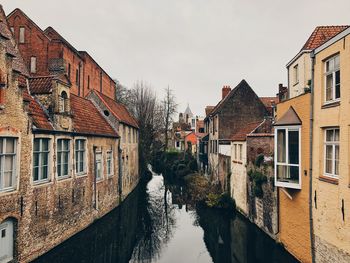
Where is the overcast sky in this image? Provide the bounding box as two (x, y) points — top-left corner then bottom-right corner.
(3, 0), (350, 116)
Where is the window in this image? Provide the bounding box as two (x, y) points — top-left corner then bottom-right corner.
(33, 138), (50, 182)
(19, 27), (25, 43)
(57, 139), (70, 178)
(59, 91), (68, 113)
(76, 69), (79, 85)
(275, 126), (301, 189)
(324, 128), (339, 178)
(239, 144), (242, 160)
(293, 64), (299, 84)
(107, 150), (113, 176)
(75, 139), (86, 174)
(67, 64), (71, 80)
(325, 55), (340, 102)
(233, 143), (243, 161)
(0, 138), (17, 191)
(95, 150), (102, 180)
(87, 75), (90, 89)
(176, 141), (180, 148)
(30, 57), (37, 73)
(10, 27), (14, 34)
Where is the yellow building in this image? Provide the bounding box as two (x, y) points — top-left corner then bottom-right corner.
(274, 93), (312, 263)
(312, 27), (350, 262)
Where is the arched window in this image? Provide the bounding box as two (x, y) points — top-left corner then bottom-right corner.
(59, 91), (68, 113)
(0, 218), (15, 262)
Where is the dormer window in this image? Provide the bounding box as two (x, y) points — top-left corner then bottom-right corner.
(59, 91), (68, 113)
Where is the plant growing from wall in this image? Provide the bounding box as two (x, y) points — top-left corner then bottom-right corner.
(248, 169), (267, 198)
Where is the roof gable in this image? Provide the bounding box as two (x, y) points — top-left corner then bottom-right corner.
(0, 6), (29, 76)
(93, 90), (139, 128)
(70, 95), (118, 137)
(274, 106), (302, 126)
(302, 26), (349, 51)
(210, 79), (266, 116)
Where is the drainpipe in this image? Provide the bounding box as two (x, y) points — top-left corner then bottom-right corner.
(309, 51), (316, 263)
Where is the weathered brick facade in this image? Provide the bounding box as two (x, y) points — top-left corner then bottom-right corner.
(0, 6), (140, 263)
(7, 9), (116, 100)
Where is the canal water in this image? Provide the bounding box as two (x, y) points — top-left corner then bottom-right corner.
(34, 173), (298, 263)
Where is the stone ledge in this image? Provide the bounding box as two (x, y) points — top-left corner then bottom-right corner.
(318, 175), (339, 185)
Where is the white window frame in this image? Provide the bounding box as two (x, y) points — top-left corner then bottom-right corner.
(324, 54), (340, 104)
(75, 138), (87, 175)
(33, 138), (51, 184)
(56, 138), (71, 179)
(95, 150), (103, 181)
(30, 57), (37, 74)
(19, 27), (25, 43)
(274, 125), (301, 189)
(107, 149), (113, 177)
(324, 128), (339, 179)
(0, 137), (17, 192)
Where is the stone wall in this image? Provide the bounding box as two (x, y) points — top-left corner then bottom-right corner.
(246, 135), (278, 239)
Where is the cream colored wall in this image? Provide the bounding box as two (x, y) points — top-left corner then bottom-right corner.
(119, 123), (139, 197)
(313, 34), (350, 261)
(230, 141), (247, 215)
(288, 52), (312, 98)
(276, 93), (312, 263)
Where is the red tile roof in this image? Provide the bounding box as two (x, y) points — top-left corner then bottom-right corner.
(230, 121), (262, 141)
(71, 94), (118, 137)
(29, 76), (54, 94)
(94, 91), (139, 128)
(23, 90), (53, 130)
(260, 96), (278, 114)
(302, 26), (349, 51)
(29, 75), (71, 94)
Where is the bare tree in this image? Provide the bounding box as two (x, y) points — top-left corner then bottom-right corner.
(127, 81), (160, 172)
(115, 79), (132, 106)
(162, 87), (178, 151)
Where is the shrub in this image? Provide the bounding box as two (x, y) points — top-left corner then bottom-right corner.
(206, 193), (236, 211)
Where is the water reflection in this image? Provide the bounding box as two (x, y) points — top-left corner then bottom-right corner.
(34, 174), (298, 263)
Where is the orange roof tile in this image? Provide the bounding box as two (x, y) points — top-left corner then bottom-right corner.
(230, 121), (262, 141)
(94, 91), (139, 128)
(71, 95), (118, 137)
(302, 26), (349, 51)
(23, 90), (53, 130)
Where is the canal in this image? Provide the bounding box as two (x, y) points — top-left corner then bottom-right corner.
(34, 173), (298, 263)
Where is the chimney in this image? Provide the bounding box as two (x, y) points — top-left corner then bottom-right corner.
(222, 85), (231, 99)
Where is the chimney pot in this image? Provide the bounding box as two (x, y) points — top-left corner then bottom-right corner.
(222, 85), (231, 99)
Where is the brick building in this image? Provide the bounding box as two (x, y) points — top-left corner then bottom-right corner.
(6, 8), (116, 99)
(206, 81), (270, 190)
(87, 90), (139, 198)
(0, 5), (139, 262)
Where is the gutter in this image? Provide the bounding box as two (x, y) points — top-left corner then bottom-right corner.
(32, 128), (120, 139)
(309, 51), (316, 263)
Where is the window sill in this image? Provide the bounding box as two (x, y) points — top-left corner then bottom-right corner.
(76, 172), (87, 177)
(33, 179), (51, 187)
(57, 176), (72, 182)
(319, 175), (338, 185)
(0, 188), (17, 196)
(322, 101), (340, 109)
(293, 81), (299, 87)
